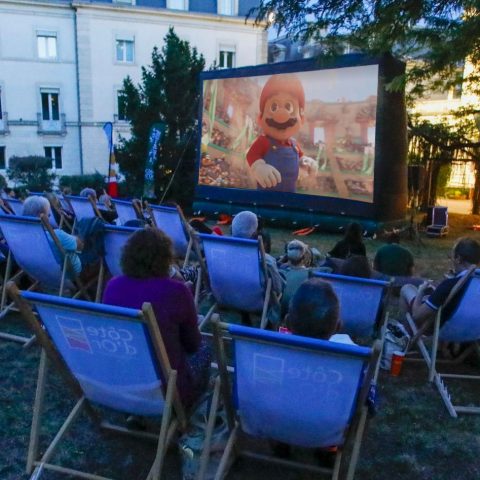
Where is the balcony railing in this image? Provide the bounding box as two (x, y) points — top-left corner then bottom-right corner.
(37, 112), (67, 135)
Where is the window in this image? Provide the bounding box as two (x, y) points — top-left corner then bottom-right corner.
(167, 0), (188, 9)
(218, 46), (236, 69)
(116, 39), (134, 63)
(41, 91), (60, 121)
(0, 146), (5, 169)
(218, 0), (237, 15)
(117, 90), (129, 121)
(37, 32), (57, 60)
(44, 146), (62, 170)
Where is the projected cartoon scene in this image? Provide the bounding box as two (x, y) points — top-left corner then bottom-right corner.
(199, 65), (378, 203)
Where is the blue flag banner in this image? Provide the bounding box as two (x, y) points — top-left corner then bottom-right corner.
(144, 123), (165, 199)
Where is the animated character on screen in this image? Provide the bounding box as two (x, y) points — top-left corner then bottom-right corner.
(246, 74), (317, 192)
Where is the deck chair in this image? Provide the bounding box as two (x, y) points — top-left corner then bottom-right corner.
(311, 271), (391, 339)
(406, 267), (480, 417)
(111, 198), (143, 226)
(102, 224), (139, 278)
(199, 234), (273, 330)
(147, 203), (193, 265)
(0, 214), (93, 330)
(426, 206), (449, 237)
(8, 284), (218, 480)
(94, 224), (139, 301)
(209, 321), (379, 480)
(64, 194), (103, 226)
(4, 197), (24, 215)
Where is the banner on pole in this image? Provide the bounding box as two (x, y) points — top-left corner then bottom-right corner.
(103, 122), (119, 197)
(144, 123), (165, 199)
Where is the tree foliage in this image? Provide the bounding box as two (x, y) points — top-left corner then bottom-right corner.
(251, 1), (480, 98)
(251, 1), (480, 212)
(117, 28), (205, 205)
(7, 155), (56, 192)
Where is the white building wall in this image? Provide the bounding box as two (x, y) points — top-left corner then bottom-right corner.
(0, 0), (267, 179)
(0, 0), (80, 177)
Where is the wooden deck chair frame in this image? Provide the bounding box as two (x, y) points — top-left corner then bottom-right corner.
(4, 197), (24, 215)
(406, 266), (480, 417)
(9, 283), (218, 480)
(95, 224), (139, 302)
(111, 198), (143, 226)
(310, 271), (392, 340)
(209, 319), (380, 480)
(199, 234), (273, 331)
(146, 203), (195, 267)
(0, 214), (95, 333)
(64, 194), (104, 228)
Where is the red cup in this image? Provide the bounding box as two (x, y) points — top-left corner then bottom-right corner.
(390, 351), (405, 376)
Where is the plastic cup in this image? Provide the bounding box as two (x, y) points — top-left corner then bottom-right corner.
(390, 351), (405, 376)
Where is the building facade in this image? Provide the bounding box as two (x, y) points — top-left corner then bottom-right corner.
(0, 0), (266, 177)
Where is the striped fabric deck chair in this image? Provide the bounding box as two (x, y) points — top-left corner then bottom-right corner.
(9, 284), (218, 480)
(111, 198), (143, 226)
(64, 194), (102, 226)
(0, 214), (92, 334)
(209, 322), (379, 480)
(311, 271), (391, 339)
(406, 267), (480, 417)
(199, 234), (273, 330)
(147, 204), (193, 265)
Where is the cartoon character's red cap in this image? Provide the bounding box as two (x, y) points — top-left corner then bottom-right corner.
(259, 74), (305, 114)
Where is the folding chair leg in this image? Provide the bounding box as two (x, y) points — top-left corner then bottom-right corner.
(199, 303), (218, 331)
(346, 406), (368, 480)
(214, 424), (239, 480)
(196, 377), (221, 480)
(332, 449), (342, 480)
(260, 278), (272, 330)
(95, 263), (105, 303)
(147, 370), (178, 480)
(27, 349), (49, 474)
(39, 396), (86, 466)
(433, 374), (458, 418)
(183, 238), (193, 268)
(0, 252), (14, 311)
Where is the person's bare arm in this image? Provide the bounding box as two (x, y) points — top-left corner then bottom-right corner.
(411, 281), (435, 326)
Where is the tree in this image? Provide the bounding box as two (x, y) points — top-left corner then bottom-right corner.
(117, 28), (205, 205)
(250, 1), (480, 212)
(7, 155), (56, 192)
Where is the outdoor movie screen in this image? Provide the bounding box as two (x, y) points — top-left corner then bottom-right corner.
(198, 63), (379, 204)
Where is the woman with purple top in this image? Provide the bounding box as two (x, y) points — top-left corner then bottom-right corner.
(102, 227), (210, 408)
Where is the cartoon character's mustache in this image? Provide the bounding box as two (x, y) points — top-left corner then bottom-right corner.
(266, 117), (298, 130)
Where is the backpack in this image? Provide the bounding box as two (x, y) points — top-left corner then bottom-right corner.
(74, 217), (106, 267)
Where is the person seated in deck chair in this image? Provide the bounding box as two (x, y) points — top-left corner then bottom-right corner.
(286, 278), (355, 345)
(400, 237), (480, 333)
(374, 231), (414, 278)
(231, 211), (285, 296)
(22, 196), (83, 277)
(102, 228), (211, 408)
(273, 278), (355, 461)
(79, 187), (118, 224)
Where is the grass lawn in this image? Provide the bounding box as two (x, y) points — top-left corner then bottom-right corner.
(1, 212), (480, 479)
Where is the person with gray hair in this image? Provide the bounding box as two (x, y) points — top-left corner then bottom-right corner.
(22, 196), (83, 276)
(231, 210), (284, 295)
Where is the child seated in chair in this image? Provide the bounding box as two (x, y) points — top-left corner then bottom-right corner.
(273, 278), (355, 461)
(286, 278), (355, 345)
